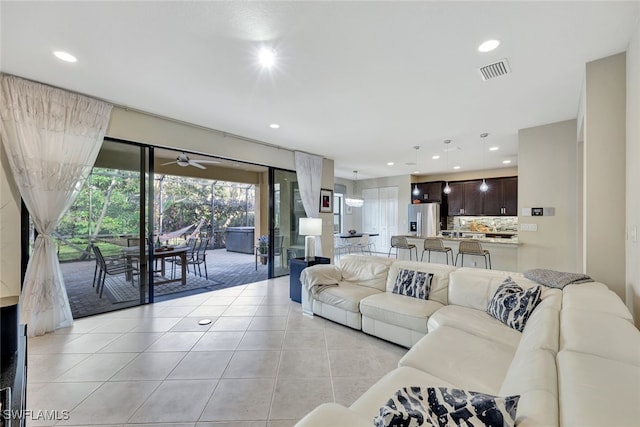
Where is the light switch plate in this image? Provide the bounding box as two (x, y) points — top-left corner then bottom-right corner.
(520, 223), (538, 232)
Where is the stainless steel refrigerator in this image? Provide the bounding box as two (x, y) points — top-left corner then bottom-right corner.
(408, 203), (440, 237)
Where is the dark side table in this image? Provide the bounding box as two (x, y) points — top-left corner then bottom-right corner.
(289, 257), (331, 303)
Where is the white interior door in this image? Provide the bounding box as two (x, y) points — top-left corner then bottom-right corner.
(362, 186), (398, 254)
(378, 186), (398, 253)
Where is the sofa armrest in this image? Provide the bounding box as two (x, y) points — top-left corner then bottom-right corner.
(300, 264), (342, 286)
(295, 403), (372, 427)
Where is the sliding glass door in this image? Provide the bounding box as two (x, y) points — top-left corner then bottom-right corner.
(54, 139), (151, 317)
(271, 169), (304, 277)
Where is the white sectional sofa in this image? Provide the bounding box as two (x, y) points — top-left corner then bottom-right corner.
(296, 255), (640, 427)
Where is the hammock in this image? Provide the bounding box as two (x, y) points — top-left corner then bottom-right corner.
(158, 218), (206, 242)
(185, 218), (206, 240)
(158, 223), (195, 241)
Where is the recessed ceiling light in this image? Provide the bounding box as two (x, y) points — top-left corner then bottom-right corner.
(478, 39), (500, 53)
(432, 155), (440, 160)
(503, 160), (512, 164)
(269, 123), (280, 129)
(53, 51), (77, 63)
(453, 166), (461, 170)
(489, 146), (499, 151)
(387, 162), (394, 166)
(259, 47), (276, 68)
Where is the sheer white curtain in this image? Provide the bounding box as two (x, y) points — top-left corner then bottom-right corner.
(0, 74), (113, 336)
(294, 151), (323, 256)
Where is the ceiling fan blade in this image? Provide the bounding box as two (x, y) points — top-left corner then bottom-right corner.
(160, 160), (178, 166)
(189, 160), (207, 170)
(192, 159), (221, 164)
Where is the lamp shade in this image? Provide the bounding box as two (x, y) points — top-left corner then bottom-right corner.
(299, 217), (322, 236)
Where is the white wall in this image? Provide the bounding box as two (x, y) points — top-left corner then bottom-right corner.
(106, 107), (335, 258)
(584, 53), (627, 300)
(518, 120), (578, 273)
(626, 23), (640, 326)
(0, 143), (21, 298)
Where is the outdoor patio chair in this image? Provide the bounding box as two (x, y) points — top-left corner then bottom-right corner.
(92, 245), (138, 298)
(179, 237), (209, 279)
(169, 237), (197, 278)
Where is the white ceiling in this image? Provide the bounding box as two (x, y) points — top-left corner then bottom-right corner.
(1, 1), (638, 179)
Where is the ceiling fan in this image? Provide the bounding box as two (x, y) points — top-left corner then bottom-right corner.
(161, 153), (220, 170)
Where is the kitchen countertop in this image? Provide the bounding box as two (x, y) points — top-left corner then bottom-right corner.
(404, 235), (520, 245)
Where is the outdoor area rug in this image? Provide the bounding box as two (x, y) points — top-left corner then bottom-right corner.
(102, 273), (224, 303)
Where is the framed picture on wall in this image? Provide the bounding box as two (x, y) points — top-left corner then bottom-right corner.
(320, 188), (333, 213)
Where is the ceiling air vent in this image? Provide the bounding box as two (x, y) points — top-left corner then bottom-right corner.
(478, 58), (511, 81)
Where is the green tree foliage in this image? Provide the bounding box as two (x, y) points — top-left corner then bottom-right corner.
(56, 169), (256, 259)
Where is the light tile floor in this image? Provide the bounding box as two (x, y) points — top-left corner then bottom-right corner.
(26, 276), (407, 427)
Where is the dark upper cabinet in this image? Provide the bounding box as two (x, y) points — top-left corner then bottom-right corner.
(503, 178), (518, 215)
(411, 181), (443, 203)
(483, 179), (504, 215)
(446, 182), (465, 215)
(463, 181), (483, 215)
(483, 177), (518, 215)
(446, 181), (482, 215)
(445, 177), (517, 216)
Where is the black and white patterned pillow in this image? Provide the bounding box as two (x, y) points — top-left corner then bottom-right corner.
(392, 269), (434, 300)
(374, 386), (520, 427)
(486, 278), (542, 332)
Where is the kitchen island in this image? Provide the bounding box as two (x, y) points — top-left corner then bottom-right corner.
(403, 234), (520, 271)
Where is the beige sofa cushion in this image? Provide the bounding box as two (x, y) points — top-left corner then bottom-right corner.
(563, 282), (634, 321)
(427, 305), (522, 349)
(499, 349), (559, 427)
(557, 351), (640, 427)
(560, 309), (640, 366)
(448, 268), (541, 311)
(360, 292), (444, 333)
(339, 255), (394, 291)
(349, 366), (455, 420)
(384, 261), (457, 305)
(315, 282), (381, 313)
(398, 326), (516, 395)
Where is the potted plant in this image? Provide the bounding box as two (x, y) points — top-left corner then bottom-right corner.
(257, 235), (268, 264)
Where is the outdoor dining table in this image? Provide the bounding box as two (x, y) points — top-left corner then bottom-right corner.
(123, 246), (189, 286)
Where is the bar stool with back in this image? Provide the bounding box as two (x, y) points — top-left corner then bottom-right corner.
(455, 239), (492, 269)
(421, 237), (453, 264)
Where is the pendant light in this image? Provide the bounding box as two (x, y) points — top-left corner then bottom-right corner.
(345, 170), (364, 207)
(412, 146), (420, 196)
(479, 133), (489, 192)
(443, 139), (452, 194)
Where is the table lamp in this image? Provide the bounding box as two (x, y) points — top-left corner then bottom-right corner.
(299, 217), (322, 261)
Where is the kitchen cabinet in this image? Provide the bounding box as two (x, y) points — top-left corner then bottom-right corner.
(411, 181), (443, 203)
(445, 177), (517, 216)
(484, 177), (518, 215)
(446, 180), (483, 215)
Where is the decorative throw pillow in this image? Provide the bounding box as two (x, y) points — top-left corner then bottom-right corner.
(374, 386), (519, 427)
(392, 269), (434, 300)
(487, 278), (542, 332)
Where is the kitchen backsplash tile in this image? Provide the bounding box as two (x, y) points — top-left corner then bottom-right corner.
(447, 216), (518, 233)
